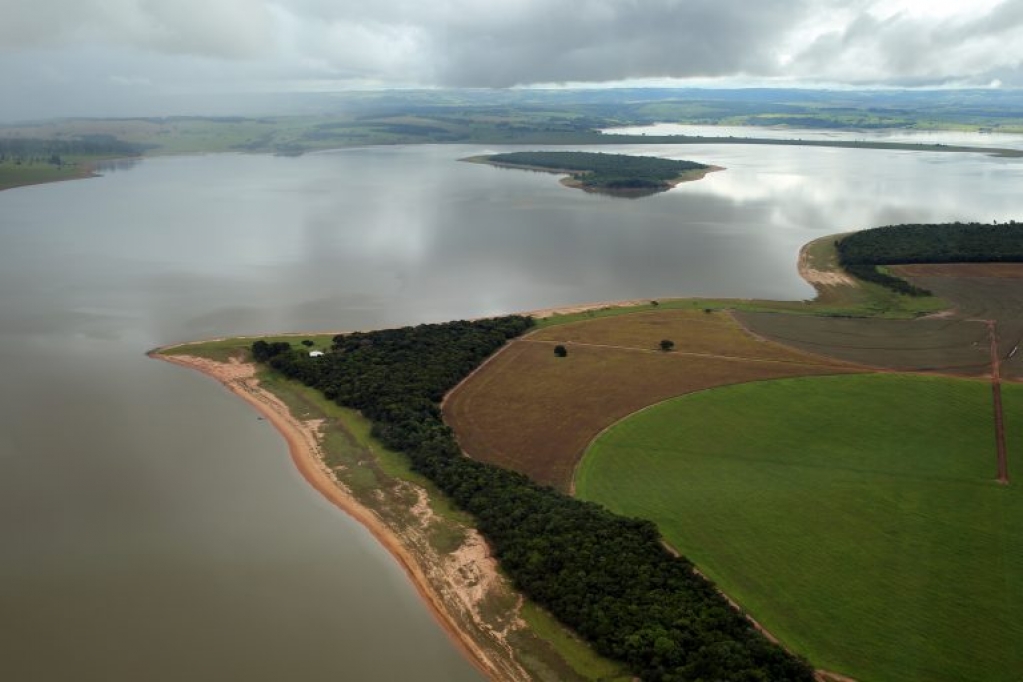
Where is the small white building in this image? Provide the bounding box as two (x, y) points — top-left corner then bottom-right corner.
(309, 350), (325, 358)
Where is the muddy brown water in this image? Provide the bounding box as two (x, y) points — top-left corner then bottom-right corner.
(1, 141), (1021, 680)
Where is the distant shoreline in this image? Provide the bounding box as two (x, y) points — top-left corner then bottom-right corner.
(3, 127), (1017, 194)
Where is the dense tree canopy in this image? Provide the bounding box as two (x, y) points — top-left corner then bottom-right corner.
(256, 316), (814, 681)
(836, 221), (1023, 296)
(486, 151), (707, 192)
(838, 221), (1023, 265)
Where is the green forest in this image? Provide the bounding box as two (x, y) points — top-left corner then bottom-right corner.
(837, 221), (1023, 295)
(252, 318), (814, 682)
(485, 151), (707, 191)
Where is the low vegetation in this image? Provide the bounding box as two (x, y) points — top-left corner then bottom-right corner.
(255, 316), (815, 682)
(577, 374), (1023, 682)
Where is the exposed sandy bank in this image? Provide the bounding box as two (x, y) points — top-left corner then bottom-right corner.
(797, 235), (857, 289)
(150, 351), (529, 682)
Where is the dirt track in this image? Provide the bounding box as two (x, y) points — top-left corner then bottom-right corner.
(986, 320), (1011, 484)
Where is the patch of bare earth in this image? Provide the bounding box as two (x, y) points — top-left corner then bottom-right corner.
(800, 262), (855, 288)
(798, 237), (857, 289)
(524, 298), (654, 320)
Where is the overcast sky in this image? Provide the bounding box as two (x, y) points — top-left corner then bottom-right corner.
(1, 0), (1021, 120)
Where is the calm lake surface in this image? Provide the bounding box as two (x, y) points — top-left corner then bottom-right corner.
(2, 140), (1022, 680)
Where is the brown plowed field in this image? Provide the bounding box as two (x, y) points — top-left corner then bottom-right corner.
(892, 264), (1023, 380)
(736, 265), (1023, 378)
(732, 311), (991, 373)
(444, 310), (862, 491)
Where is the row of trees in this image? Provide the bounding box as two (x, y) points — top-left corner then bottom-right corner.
(836, 221), (1023, 296)
(255, 317), (814, 681)
(0, 135), (144, 161)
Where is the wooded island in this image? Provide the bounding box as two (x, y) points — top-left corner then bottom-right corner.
(467, 151), (715, 196)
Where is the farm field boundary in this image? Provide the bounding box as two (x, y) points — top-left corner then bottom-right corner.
(444, 308), (863, 490)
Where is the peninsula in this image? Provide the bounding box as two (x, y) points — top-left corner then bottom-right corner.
(152, 222), (1023, 682)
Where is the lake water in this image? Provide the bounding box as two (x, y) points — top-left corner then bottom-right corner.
(2, 140), (1022, 680)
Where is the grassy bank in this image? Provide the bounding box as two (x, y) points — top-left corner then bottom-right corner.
(0, 159), (96, 191)
(529, 234), (948, 331)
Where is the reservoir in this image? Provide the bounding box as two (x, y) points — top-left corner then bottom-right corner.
(1, 140), (1021, 680)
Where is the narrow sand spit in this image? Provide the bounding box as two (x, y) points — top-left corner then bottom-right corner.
(525, 298), (655, 319)
(797, 241), (857, 288)
(152, 352), (529, 682)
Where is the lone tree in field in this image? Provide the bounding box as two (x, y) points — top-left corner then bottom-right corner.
(554, 344), (568, 358)
(660, 339), (675, 352)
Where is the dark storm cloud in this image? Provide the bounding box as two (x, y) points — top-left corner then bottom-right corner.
(0, 0), (276, 58)
(788, 0), (1023, 86)
(424, 0), (808, 87)
(0, 0), (1021, 120)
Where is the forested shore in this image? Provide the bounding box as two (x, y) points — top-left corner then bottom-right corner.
(253, 318), (815, 682)
(836, 221), (1023, 296)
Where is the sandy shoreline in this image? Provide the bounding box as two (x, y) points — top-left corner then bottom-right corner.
(150, 351), (507, 681)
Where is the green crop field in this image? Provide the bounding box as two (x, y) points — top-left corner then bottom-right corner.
(576, 373), (1023, 682)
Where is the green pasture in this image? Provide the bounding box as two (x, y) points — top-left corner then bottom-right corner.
(0, 160), (89, 190)
(157, 333), (336, 362)
(577, 373), (1023, 682)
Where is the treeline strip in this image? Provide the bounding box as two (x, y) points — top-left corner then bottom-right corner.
(253, 317), (814, 682)
(836, 221), (1023, 296)
(840, 261), (931, 297)
(0, 135), (145, 160)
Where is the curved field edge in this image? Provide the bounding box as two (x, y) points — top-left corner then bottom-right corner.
(444, 307), (866, 491)
(157, 336), (629, 682)
(576, 373), (1023, 682)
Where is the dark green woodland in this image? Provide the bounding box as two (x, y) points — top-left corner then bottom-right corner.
(837, 221), (1023, 295)
(485, 151), (708, 192)
(253, 318), (814, 682)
